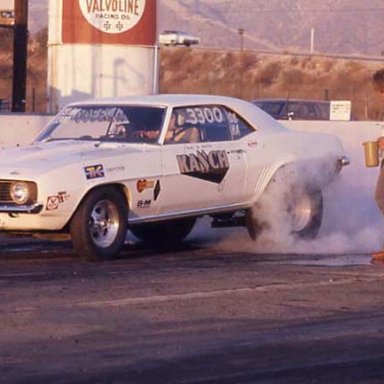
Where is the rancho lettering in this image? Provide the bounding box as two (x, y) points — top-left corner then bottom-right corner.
(177, 150), (230, 183)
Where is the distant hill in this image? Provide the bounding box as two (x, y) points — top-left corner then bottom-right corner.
(28, 0), (384, 56)
(157, 0), (384, 56)
(159, 47), (384, 120)
(1, 28), (384, 118)
(27, 1), (47, 34)
(1, 0), (382, 117)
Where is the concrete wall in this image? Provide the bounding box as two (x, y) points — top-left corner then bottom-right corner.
(1, 113), (383, 150)
(0, 114), (53, 148)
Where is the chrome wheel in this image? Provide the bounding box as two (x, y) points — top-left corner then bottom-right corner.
(70, 187), (128, 261)
(287, 191), (314, 233)
(247, 184), (323, 241)
(89, 199), (120, 247)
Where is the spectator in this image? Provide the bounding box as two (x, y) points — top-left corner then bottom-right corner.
(373, 135), (384, 261)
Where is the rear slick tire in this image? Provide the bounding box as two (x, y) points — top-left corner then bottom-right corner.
(286, 187), (323, 239)
(247, 186), (323, 241)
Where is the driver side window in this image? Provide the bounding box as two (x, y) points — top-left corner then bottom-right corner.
(164, 105), (254, 144)
(164, 108), (202, 144)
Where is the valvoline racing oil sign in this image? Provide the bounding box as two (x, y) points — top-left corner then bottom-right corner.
(62, 0), (156, 45)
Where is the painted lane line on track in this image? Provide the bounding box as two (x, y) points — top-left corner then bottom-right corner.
(2, 275), (383, 314)
(76, 276), (383, 308)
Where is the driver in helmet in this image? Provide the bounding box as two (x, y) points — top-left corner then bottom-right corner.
(131, 109), (200, 144)
(164, 109), (200, 144)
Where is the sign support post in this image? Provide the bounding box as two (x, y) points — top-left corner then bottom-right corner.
(11, 0), (28, 112)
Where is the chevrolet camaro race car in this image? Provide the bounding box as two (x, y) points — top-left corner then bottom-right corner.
(0, 95), (349, 260)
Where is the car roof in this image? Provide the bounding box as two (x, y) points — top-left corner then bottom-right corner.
(70, 94), (256, 108)
(253, 98), (330, 104)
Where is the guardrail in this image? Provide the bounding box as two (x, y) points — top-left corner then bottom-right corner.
(0, 113), (52, 148)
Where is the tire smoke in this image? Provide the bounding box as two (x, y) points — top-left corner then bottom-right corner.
(191, 124), (384, 255)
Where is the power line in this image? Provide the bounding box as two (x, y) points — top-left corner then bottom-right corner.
(221, 7), (384, 13)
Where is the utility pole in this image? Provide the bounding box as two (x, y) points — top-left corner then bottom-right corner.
(310, 27), (315, 53)
(238, 28), (244, 51)
(12, 0), (28, 112)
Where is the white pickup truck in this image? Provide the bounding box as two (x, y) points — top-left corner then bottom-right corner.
(159, 30), (200, 47)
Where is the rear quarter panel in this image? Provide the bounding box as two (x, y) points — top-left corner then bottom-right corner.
(244, 129), (345, 205)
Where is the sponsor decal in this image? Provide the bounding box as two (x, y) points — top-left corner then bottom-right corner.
(46, 192), (70, 211)
(137, 199), (151, 208)
(137, 179), (155, 193)
(136, 179), (161, 200)
(46, 196), (61, 211)
(106, 165), (126, 173)
(247, 141), (258, 148)
(153, 180), (161, 201)
(84, 164), (105, 180)
(79, 0), (146, 34)
(177, 150), (230, 183)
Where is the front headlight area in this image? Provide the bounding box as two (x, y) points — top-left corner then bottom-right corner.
(8, 181), (37, 205)
(11, 181), (36, 205)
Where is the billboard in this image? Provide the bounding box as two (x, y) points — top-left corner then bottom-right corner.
(62, 0), (156, 45)
(47, 0), (158, 112)
(330, 100), (352, 121)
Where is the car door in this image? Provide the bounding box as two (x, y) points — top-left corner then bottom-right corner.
(124, 145), (163, 219)
(159, 105), (248, 215)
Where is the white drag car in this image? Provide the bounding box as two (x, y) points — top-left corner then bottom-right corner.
(0, 95), (348, 260)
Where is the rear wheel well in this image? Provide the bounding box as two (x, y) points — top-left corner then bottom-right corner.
(247, 165), (324, 240)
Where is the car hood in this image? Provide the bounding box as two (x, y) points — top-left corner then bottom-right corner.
(0, 140), (142, 178)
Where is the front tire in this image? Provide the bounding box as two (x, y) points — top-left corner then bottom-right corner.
(69, 187), (128, 261)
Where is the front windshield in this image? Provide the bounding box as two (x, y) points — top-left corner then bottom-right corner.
(35, 105), (166, 144)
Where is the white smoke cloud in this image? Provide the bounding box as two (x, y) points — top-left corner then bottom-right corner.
(191, 125), (384, 255)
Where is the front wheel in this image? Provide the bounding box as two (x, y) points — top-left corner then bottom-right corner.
(69, 187), (128, 261)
